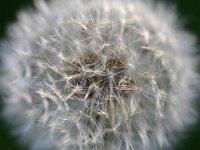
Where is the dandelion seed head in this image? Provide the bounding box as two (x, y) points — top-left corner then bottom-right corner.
(0, 0), (198, 150)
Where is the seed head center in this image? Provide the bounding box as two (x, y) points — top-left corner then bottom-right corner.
(65, 51), (135, 106)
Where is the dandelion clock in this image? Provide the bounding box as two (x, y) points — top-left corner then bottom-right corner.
(0, 0), (199, 150)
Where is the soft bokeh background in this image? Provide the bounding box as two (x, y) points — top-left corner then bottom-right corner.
(0, 0), (199, 150)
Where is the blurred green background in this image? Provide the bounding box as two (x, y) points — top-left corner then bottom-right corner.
(0, 0), (200, 150)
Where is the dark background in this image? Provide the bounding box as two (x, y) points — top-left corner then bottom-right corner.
(0, 0), (200, 150)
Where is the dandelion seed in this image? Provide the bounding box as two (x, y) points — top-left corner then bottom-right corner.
(0, 0), (199, 150)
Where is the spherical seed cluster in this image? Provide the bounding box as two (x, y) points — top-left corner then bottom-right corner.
(0, 0), (198, 150)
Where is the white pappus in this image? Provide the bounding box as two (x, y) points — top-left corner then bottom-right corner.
(0, 0), (199, 150)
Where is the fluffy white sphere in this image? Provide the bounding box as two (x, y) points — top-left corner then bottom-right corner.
(0, 0), (199, 150)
